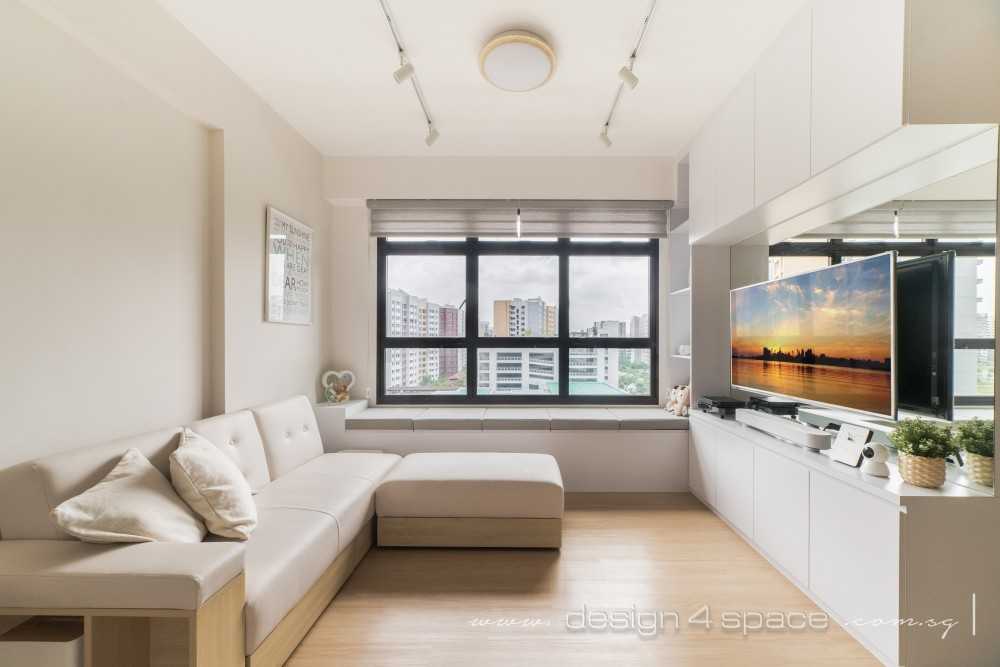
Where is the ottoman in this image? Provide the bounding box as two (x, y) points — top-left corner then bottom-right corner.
(375, 452), (564, 548)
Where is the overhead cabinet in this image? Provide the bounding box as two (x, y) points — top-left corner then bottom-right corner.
(687, 0), (999, 244)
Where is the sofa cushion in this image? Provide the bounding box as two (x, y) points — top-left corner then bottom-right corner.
(243, 508), (339, 654)
(0, 428), (182, 541)
(188, 411), (271, 492)
(170, 430), (258, 540)
(0, 540), (243, 610)
(253, 452), (400, 548)
(376, 452), (564, 519)
(252, 396), (323, 479)
(53, 448), (206, 544)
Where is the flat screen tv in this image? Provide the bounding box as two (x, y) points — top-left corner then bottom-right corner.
(731, 253), (896, 418)
(896, 252), (954, 420)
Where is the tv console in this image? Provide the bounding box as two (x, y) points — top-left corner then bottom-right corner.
(688, 411), (997, 667)
(735, 408), (833, 451)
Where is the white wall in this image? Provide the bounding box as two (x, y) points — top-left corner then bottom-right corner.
(0, 1), (329, 468)
(323, 156), (675, 401)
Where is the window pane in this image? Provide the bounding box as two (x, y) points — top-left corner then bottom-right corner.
(476, 348), (558, 395)
(955, 257), (995, 339)
(767, 256), (830, 280)
(479, 256), (558, 337)
(568, 348), (650, 396)
(954, 349), (994, 397)
(386, 256), (465, 337)
(569, 256), (649, 337)
(384, 348), (467, 396)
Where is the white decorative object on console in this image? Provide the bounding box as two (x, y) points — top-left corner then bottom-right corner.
(734, 408), (832, 451)
(829, 423), (872, 467)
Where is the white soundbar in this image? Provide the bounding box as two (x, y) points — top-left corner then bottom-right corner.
(735, 409), (833, 451)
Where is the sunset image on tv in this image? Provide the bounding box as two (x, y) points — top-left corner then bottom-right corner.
(731, 253), (893, 416)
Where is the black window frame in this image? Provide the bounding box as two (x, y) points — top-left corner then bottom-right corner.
(377, 237), (659, 405)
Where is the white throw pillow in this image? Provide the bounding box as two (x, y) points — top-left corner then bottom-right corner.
(52, 448), (206, 543)
(170, 429), (258, 540)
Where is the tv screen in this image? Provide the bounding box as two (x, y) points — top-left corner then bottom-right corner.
(731, 253), (895, 418)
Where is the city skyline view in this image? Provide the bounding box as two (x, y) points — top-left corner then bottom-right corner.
(386, 254), (650, 335)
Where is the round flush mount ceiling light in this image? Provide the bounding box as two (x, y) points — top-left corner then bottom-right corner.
(480, 30), (556, 92)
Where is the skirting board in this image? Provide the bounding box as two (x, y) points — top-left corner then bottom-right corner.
(247, 520), (373, 667)
(377, 517), (562, 549)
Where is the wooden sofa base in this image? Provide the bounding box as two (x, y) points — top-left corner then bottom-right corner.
(246, 519), (374, 667)
(378, 517), (562, 549)
(0, 573), (245, 667)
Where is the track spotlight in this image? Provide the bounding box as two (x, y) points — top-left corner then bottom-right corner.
(600, 125), (612, 147)
(393, 60), (414, 84)
(425, 123), (440, 147)
(618, 65), (639, 90)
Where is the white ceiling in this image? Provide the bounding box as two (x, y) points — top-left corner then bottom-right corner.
(158, 0), (809, 157)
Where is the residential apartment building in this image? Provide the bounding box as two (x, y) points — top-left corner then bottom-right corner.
(386, 288), (443, 390)
(493, 297), (557, 337)
(477, 347), (620, 395)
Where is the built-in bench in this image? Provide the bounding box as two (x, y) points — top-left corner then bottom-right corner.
(339, 404), (690, 431)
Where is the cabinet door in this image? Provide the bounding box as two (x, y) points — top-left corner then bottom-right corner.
(688, 421), (716, 507)
(811, 0), (905, 173)
(714, 433), (754, 538)
(688, 126), (717, 242)
(714, 74), (756, 225)
(754, 447), (809, 585)
(755, 6), (811, 204)
(810, 473), (899, 665)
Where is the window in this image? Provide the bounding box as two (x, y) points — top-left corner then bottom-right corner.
(377, 238), (658, 404)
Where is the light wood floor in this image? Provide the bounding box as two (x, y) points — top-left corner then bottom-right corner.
(288, 494), (879, 666)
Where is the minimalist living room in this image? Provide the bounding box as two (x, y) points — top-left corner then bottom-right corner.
(1, 1), (998, 666)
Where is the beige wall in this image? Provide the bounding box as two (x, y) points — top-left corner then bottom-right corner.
(0, 1), (329, 468)
(324, 156), (675, 400)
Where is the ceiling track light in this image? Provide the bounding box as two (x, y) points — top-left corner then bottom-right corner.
(600, 0), (658, 146)
(600, 124), (612, 148)
(515, 207), (522, 239)
(393, 59), (414, 84)
(377, 0), (439, 147)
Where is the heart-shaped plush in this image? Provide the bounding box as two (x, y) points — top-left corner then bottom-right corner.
(321, 370), (356, 403)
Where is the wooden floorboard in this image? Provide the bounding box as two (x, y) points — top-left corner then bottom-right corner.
(287, 494), (880, 667)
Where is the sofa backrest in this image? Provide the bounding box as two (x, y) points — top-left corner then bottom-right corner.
(0, 427), (181, 540)
(188, 410), (271, 492)
(251, 396), (324, 479)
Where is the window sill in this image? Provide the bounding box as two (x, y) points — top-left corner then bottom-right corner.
(338, 405), (689, 431)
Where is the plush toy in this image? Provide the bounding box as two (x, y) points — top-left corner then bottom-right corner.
(675, 385), (691, 416)
(321, 369), (356, 404)
(666, 384), (691, 416)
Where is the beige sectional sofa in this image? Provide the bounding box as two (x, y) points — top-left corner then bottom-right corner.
(0, 395), (566, 666)
(0, 395), (401, 667)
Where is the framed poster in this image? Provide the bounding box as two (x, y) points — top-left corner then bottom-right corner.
(265, 206), (312, 325)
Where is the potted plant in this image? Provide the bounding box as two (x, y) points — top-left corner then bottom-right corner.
(954, 418), (994, 487)
(889, 419), (956, 488)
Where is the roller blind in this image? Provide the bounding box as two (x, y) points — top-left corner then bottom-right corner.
(367, 199), (673, 238)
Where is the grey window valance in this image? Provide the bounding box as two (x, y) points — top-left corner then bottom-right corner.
(367, 199), (673, 238)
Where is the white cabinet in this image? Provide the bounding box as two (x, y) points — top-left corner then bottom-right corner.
(688, 420), (716, 507)
(810, 472), (900, 665)
(754, 6), (811, 204)
(714, 74), (756, 224)
(713, 432), (754, 538)
(688, 126), (717, 240)
(810, 0), (905, 174)
(754, 446), (809, 585)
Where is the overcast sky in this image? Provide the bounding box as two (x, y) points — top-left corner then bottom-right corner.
(386, 255), (649, 331)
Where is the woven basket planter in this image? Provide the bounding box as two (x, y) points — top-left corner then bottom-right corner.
(964, 452), (994, 487)
(898, 453), (946, 488)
